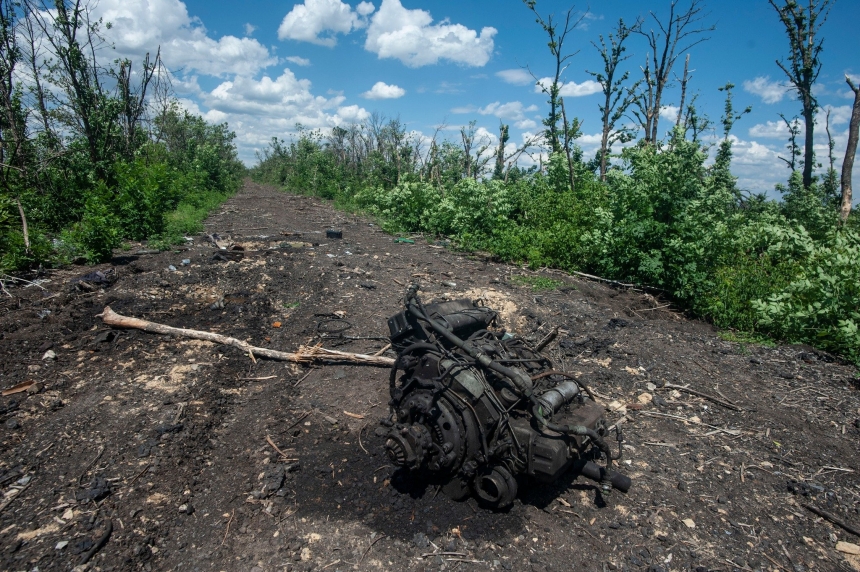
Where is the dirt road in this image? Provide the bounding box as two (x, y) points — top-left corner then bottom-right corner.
(1, 180), (859, 572)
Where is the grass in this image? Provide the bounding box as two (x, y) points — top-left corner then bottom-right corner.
(150, 191), (232, 250)
(718, 330), (777, 354)
(511, 275), (566, 291)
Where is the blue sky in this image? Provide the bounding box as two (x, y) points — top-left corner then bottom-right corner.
(93, 0), (860, 196)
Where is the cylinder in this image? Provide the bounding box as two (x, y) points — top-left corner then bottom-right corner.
(572, 459), (632, 493)
(537, 381), (580, 416)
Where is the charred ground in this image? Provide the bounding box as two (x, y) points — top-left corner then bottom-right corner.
(1, 181), (859, 572)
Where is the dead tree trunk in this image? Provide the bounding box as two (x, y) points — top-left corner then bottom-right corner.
(841, 77), (860, 222)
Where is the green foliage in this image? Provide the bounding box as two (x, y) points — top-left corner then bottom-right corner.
(252, 112), (860, 366)
(511, 275), (566, 291)
(753, 228), (860, 363)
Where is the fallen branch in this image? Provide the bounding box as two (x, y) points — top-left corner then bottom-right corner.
(97, 306), (394, 368)
(79, 519), (112, 565)
(659, 383), (742, 411)
(802, 503), (860, 538)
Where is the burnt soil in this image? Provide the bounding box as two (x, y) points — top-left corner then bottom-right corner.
(1, 180), (859, 572)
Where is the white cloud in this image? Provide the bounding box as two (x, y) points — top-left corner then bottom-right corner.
(535, 78), (602, 97)
(820, 105), (853, 126)
(749, 120), (790, 139)
(496, 69), (533, 86)
(660, 105), (679, 120)
(452, 101), (539, 127)
(277, 0), (364, 47)
(94, 0), (276, 77)
(286, 56), (312, 67)
(192, 69), (371, 162)
(515, 119), (537, 129)
(743, 76), (789, 104)
(356, 1), (375, 16)
(364, 0), (496, 67)
(244, 23), (256, 36)
(361, 81), (406, 99)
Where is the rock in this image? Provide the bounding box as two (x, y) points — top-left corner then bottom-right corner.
(637, 392), (653, 405)
(168, 265), (177, 271)
(645, 382), (657, 391)
(323, 415), (338, 425)
(178, 503), (194, 515)
(5, 418), (20, 430)
(652, 395), (668, 408)
(677, 480), (688, 492)
(717, 495), (728, 504)
(682, 518), (696, 529)
(42, 349), (57, 360)
(836, 541), (860, 555)
(181, 259), (191, 266)
(412, 532), (430, 549)
(55, 540), (69, 550)
(76, 477), (112, 502)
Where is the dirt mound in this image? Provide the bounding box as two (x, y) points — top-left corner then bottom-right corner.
(1, 181), (858, 572)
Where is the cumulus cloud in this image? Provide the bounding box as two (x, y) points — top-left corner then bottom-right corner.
(535, 78), (602, 97)
(93, 0), (276, 77)
(364, 0), (497, 67)
(285, 56), (312, 66)
(749, 120), (790, 139)
(820, 104), (853, 125)
(278, 0), (365, 47)
(361, 81), (406, 99)
(452, 101), (539, 130)
(244, 23), (256, 36)
(659, 105), (679, 120)
(743, 76), (789, 104)
(194, 69), (370, 161)
(496, 69), (533, 86)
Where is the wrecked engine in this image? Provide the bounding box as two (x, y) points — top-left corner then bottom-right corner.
(381, 285), (631, 509)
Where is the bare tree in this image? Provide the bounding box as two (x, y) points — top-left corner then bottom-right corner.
(823, 107), (837, 198)
(675, 54), (692, 127)
(587, 18), (641, 180)
(522, 1), (585, 155)
(635, 0), (714, 143)
(841, 76), (860, 222)
(768, 0), (832, 189)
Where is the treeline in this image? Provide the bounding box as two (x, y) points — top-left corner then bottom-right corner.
(0, 0), (244, 269)
(252, 110), (859, 363)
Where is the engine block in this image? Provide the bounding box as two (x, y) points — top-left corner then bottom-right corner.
(381, 287), (631, 509)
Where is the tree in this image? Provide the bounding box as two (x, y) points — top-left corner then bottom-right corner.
(777, 113), (802, 172)
(768, 0), (833, 189)
(710, 83), (751, 193)
(841, 76), (860, 222)
(493, 122), (509, 180)
(522, 0), (585, 154)
(635, 0), (714, 143)
(587, 18), (641, 180)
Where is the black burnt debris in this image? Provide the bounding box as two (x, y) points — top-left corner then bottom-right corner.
(382, 286), (629, 509)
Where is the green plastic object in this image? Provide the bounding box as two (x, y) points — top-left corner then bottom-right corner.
(394, 237), (415, 244)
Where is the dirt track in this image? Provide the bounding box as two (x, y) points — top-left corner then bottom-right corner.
(1, 180), (859, 572)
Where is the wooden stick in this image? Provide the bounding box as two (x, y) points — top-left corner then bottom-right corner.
(97, 306), (394, 368)
(659, 383), (742, 411)
(802, 503), (860, 537)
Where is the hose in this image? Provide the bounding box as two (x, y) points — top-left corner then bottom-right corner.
(405, 290), (533, 398)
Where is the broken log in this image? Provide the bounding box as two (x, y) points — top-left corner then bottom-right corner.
(97, 306), (395, 368)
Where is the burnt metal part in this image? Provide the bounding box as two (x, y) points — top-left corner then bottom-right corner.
(382, 285), (631, 509)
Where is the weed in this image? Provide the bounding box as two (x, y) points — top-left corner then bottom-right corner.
(511, 275), (565, 291)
